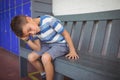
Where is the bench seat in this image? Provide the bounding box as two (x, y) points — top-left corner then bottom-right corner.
(54, 52), (120, 80)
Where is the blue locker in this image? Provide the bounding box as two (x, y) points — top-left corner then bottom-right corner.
(1, 12), (6, 48)
(6, 0), (10, 10)
(4, 0), (9, 10)
(23, 2), (31, 16)
(4, 30), (11, 51)
(10, 8), (15, 52)
(10, 0), (15, 8)
(0, 1), (2, 11)
(10, 9), (17, 54)
(16, 37), (19, 55)
(1, 12), (3, 48)
(16, 6), (22, 15)
(10, 8), (16, 21)
(6, 32), (11, 51)
(5, 11), (11, 51)
(0, 12), (1, 46)
(10, 8), (19, 55)
(23, 0), (30, 3)
(16, 0), (22, 6)
(6, 11), (11, 32)
(1, 0), (4, 11)
(11, 31), (19, 55)
(3, 0), (6, 10)
(1, 11), (6, 49)
(3, 11), (8, 49)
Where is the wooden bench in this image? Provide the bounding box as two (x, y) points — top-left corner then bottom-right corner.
(20, 10), (120, 80)
(54, 10), (120, 80)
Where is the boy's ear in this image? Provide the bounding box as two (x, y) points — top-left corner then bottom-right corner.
(26, 16), (32, 22)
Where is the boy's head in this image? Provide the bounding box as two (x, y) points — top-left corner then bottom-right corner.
(11, 15), (39, 38)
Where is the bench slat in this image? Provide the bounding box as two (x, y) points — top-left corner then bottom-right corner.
(107, 20), (120, 58)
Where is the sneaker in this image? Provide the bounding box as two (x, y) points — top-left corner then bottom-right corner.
(41, 74), (46, 80)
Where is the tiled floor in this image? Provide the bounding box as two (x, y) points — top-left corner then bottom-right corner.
(0, 47), (42, 80)
(0, 47), (70, 80)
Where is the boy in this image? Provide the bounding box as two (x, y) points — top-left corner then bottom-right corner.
(10, 15), (79, 80)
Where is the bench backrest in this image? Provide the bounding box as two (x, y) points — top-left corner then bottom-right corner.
(56, 10), (120, 60)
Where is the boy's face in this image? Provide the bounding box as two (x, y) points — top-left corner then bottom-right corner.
(22, 17), (40, 37)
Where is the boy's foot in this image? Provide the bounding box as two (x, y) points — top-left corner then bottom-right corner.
(41, 74), (46, 80)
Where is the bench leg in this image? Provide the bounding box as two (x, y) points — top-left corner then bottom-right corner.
(19, 56), (28, 78)
(54, 72), (64, 80)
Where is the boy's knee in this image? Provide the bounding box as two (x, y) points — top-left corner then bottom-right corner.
(28, 52), (39, 63)
(41, 53), (52, 64)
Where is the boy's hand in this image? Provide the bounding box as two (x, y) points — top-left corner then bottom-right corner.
(20, 37), (29, 42)
(65, 50), (79, 60)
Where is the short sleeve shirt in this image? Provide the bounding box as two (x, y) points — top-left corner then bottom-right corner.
(33, 15), (66, 43)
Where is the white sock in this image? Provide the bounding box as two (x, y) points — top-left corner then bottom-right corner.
(40, 72), (46, 76)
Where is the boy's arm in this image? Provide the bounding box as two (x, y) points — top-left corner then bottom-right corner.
(62, 29), (79, 59)
(47, 15), (79, 59)
(21, 37), (41, 51)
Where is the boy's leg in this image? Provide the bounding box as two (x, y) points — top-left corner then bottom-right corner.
(28, 51), (44, 73)
(41, 52), (54, 80)
(40, 43), (69, 80)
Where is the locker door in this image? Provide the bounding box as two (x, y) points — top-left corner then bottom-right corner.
(23, 2), (31, 16)
(1, 0), (4, 11)
(0, 1), (2, 11)
(10, 8), (19, 55)
(0, 12), (3, 47)
(16, 6), (22, 15)
(1, 11), (6, 49)
(5, 10), (11, 51)
(16, 0), (22, 6)
(6, 0), (9, 10)
(4, 0), (9, 11)
(10, 0), (15, 8)
(0, 12), (1, 46)
(3, 11), (8, 50)
(23, 0), (30, 3)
